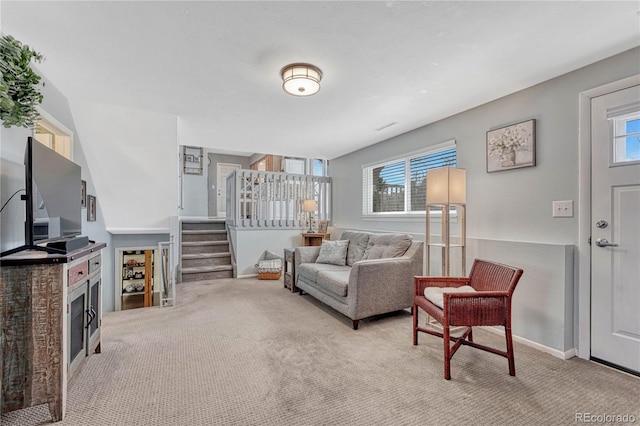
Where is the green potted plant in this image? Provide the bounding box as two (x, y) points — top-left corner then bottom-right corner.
(0, 35), (44, 128)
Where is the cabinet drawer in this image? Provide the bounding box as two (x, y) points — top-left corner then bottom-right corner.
(68, 262), (88, 286)
(88, 253), (101, 274)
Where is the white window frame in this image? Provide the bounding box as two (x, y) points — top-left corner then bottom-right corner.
(611, 111), (640, 166)
(362, 140), (456, 219)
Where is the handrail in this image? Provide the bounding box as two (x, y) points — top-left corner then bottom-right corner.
(158, 237), (176, 307)
(226, 170), (332, 229)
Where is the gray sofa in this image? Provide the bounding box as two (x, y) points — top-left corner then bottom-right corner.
(295, 231), (423, 329)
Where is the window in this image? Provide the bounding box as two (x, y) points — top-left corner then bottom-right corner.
(612, 112), (640, 164)
(34, 111), (73, 160)
(362, 141), (456, 215)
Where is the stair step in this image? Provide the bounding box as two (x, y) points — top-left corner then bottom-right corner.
(182, 220), (226, 231)
(182, 252), (231, 268)
(182, 252), (230, 260)
(182, 241), (228, 246)
(182, 230), (226, 235)
(182, 265), (233, 274)
(182, 230), (227, 242)
(181, 265), (234, 282)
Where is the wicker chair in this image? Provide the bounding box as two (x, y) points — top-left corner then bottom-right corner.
(412, 259), (524, 380)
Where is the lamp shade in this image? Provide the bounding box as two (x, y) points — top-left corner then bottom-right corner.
(426, 167), (466, 204)
(303, 199), (318, 212)
(281, 63), (322, 96)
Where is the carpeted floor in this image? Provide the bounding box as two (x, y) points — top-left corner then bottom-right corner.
(2, 277), (638, 425)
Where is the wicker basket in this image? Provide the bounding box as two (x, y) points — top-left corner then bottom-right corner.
(257, 259), (282, 280)
(258, 271), (282, 280)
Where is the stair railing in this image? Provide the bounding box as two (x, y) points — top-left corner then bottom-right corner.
(158, 236), (176, 307)
(226, 170), (332, 229)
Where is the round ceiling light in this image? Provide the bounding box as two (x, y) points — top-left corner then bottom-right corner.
(280, 63), (322, 97)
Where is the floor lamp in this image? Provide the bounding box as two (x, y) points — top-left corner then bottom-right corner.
(303, 199), (317, 233)
(426, 167), (466, 276)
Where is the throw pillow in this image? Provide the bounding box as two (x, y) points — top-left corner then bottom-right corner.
(315, 240), (349, 266)
(341, 231), (372, 266)
(362, 233), (412, 260)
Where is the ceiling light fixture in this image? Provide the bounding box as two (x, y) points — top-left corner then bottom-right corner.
(281, 63), (322, 97)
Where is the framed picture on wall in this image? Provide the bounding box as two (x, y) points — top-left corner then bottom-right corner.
(486, 119), (536, 173)
(87, 195), (96, 222)
(81, 180), (87, 208)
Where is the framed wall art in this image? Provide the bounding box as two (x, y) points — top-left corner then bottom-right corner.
(81, 180), (87, 208)
(87, 195), (96, 222)
(486, 119), (536, 173)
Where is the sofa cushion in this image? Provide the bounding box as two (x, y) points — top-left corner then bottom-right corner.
(341, 231), (372, 266)
(362, 233), (412, 260)
(298, 262), (351, 283)
(316, 240), (349, 266)
(317, 269), (351, 298)
(424, 285), (476, 309)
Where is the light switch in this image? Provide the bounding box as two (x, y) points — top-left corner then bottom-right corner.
(552, 200), (573, 218)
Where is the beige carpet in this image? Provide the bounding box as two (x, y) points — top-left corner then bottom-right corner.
(2, 277), (638, 425)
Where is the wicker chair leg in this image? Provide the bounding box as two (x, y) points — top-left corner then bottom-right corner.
(505, 326), (516, 376)
(352, 320), (359, 330)
(412, 305), (418, 345)
(468, 327), (474, 343)
(443, 325), (452, 380)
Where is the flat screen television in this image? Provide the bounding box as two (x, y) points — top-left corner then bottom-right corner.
(1, 137), (84, 256)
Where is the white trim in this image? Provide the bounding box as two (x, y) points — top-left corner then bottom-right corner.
(577, 74), (640, 361)
(107, 228), (170, 234)
(482, 326), (577, 360)
(237, 273), (259, 279)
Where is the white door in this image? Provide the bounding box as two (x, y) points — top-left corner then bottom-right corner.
(591, 85), (640, 374)
(216, 163), (241, 217)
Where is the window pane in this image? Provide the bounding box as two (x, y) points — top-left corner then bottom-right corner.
(613, 116), (640, 164)
(372, 161), (405, 212)
(312, 159), (324, 176)
(410, 147), (457, 211)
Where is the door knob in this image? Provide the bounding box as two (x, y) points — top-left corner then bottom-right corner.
(595, 238), (618, 248)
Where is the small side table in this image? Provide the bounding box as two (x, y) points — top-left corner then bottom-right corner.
(301, 233), (331, 246)
(283, 248), (297, 293)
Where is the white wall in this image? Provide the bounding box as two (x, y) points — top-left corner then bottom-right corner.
(70, 101), (178, 231)
(330, 47), (640, 354)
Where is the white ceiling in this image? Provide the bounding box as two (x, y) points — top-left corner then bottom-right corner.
(2, 1), (639, 159)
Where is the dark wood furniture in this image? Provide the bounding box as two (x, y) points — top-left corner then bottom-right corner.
(1, 242), (106, 422)
(301, 232), (330, 246)
(283, 248), (297, 292)
(412, 259), (523, 380)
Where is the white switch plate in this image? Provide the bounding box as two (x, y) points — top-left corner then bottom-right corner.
(552, 200), (573, 218)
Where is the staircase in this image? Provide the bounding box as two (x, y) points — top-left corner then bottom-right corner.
(180, 219), (234, 282)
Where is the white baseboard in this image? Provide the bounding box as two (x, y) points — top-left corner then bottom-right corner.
(482, 326), (577, 360)
(237, 273), (258, 279)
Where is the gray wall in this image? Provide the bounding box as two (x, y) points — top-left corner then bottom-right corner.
(330, 47), (640, 353)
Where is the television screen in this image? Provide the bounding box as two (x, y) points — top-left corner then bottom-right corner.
(29, 137), (82, 243)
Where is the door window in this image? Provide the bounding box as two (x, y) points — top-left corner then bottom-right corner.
(612, 112), (640, 164)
